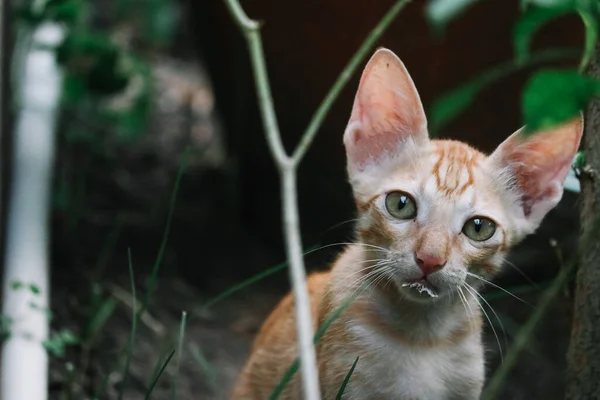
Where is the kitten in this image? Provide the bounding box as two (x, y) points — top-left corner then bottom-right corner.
(231, 48), (583, 399)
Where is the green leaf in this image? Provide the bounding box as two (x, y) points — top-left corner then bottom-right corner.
(522, 69), (600, 133)
(425, 0), (482, 30)
(514, 3), (577, 63)
(11, 281), (23, 290)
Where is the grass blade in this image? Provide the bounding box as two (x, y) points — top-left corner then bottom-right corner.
(84, 296), (117, 341)
(270, 284), (365, 399)
(118, 248), (137, 400)
(172, 311), (188, 399)
(138, 147), (190, 320)
(482, 259), (577, 400)
(189, 342), (218, 390)
(335, 356), (359, 400)
(200, 244), (320, 312)
(145, 349), (175, 399)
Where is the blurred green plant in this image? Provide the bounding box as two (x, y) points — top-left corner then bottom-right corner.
(43, 329), (79, 358)
(428, 0), (600, 133)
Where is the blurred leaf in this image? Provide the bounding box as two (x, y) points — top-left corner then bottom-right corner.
(143, 0), (180, 47)
(11, 281), (23, 290)
(426, 0), (482, 30)
(522, 69), (600, 133)
(429, 48), (580, 133)
(514, 2), (577, 63)
(57, 31), (129, 96)
(430, 83), (481, 133)
(43, 329), (80, 358)
(62, 74), (87, 105)
(44, 0), (83, 25)
(84, 296), (117, 340)
(29, 284), (40, 295)
(15, 0), (83, 26)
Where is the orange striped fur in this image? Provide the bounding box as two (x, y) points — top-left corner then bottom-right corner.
(231, 48), (583, 399)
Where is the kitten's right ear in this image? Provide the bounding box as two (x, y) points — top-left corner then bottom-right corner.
(344, 48), (428, 173)
(488, 113), (584, 235)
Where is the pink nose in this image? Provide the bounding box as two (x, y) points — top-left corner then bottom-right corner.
(415, 252), (446, 276)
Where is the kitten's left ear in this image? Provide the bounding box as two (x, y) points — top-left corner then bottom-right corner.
(344, 48), (428, 173)
(489, 113), (584, 234)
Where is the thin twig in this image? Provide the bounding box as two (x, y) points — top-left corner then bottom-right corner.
(222, 0), (288, 167)
(482, 260), (577, 400)
(292, 0), (412, 165)
(222, 0), (411, 398)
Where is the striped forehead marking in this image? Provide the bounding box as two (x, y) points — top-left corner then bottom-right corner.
(431, 141), (484, 198)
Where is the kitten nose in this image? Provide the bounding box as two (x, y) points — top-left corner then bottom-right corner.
(415, 252), (446, 276)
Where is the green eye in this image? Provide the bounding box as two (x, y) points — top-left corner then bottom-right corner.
(385, 191), (417, 219)
(462, 217), (496, 241)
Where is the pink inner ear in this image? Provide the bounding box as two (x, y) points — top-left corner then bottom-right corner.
(497, 115), (583, 217)
(344, 48), (427, 169)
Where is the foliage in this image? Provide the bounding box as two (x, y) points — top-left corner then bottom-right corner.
(428, 0), (600, 133)
(522, 69), (600, 132)
(43, 329), (79, 358)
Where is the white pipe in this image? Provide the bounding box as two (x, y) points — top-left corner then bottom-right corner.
(1, 22), (64, 400)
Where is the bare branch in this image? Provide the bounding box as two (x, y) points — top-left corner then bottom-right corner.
(222, 0), (289, 167)
(222, 1), (319, 398)
(222, 0), (411, 398)
(292, 0), (412, 165)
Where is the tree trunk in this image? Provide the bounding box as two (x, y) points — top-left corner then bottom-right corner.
(566, 45), (600, 400)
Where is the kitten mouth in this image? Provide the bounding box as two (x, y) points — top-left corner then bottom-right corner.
(401, 279), (439, 298)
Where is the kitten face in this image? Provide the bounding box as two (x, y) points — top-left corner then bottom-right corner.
(344, 48), (583, 302)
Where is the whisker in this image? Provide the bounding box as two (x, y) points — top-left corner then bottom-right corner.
(463, 284), (504, 364)
(457, 287), (475, 328)
(324, 259), (392, 297)
(466, 272), (533, 307)
(347, 264), (394, 299)
(321, 218), (361, 234)
(302, 242), (386, 257)
(349, 242), (391, 252)
(503, 259), (539, 289)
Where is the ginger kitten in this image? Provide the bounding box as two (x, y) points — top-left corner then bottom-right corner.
(232, 48), (583, 399)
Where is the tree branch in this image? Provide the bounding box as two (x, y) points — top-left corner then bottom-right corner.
(222, 0), (411, 398)
(566, 42), (600, 400)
